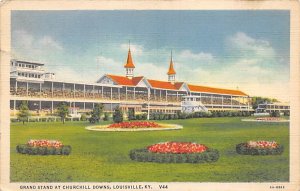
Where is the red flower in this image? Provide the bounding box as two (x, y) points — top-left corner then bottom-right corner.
(108, 121), (161, 128)
(147, 142), (208, 154)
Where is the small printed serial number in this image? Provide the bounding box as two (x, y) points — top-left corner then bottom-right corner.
(270, 185), (285, 189)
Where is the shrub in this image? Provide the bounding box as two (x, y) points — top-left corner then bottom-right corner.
(113, 106), (123, 123)
(270, 111), (280, 117)
(236, 143), (284, 155)
(80, 114), (87, 121)
(103, 112), (110, 121)
(129, 148), (219, 163)
(16, 144), (72, 155)
(128, 110), (135, 121)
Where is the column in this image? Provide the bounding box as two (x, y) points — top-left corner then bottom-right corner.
(118, 88), (120, 100)
(39, 101), (42, 111)
(133, 87), (136, 100)
(160, 90), (162, 101)
(154, 89), (156, 101)
(69, 102), (71, 107)
(39, 83), (42, 98)
(84, 84), (86, 98)
(92, 102), (95, 109)
(63, 83), (65, 97)
(110, 87), (113, 100)
(26, 82), (28, 96)
(101, 86), (104, 98)
(73, 84), (76, 98)
(84, 102), (86, 110)
(165, 91), (168, 102)
(13, 100), (16, 116)
(176, 91), (179, 101)
(92, 85), (95, 98)
(15, 81), (18, 94)
(51, 82), (54, 98)
(222, 96), (224, 109)
(51, 101), (54, 114)
(231, 96), (233, 109)
(126, 86), (128, 100)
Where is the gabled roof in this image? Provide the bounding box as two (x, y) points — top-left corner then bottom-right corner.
(174, 82), (185, 90)
(106, 74), (143, 86)
(188, 84), (248, 96)
(124, 49), (135, 68)
(147, 79), (178, 90)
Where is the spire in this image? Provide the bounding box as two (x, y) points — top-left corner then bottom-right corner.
(167, 51), (176, 75)
(124, 42), (135, 69)
(124, 41), (135, 78)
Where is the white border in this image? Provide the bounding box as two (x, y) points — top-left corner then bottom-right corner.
(1, 1), (299, 191)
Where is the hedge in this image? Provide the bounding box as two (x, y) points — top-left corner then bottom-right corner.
(129, 148), (219, 163)
(16, 144), (72, 155)
(236, 143), (284, 155)
(147, 111), (252, 121)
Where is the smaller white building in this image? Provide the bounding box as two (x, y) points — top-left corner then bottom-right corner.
(181, 95), (208, 113)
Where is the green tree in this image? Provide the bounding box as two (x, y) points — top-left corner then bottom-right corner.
(127, 109), (135, 120)
(252, 96), (279, 110)
(17, 101), (30, 125)
(56, 102), (69, 124)
(113, 106), (123, 123)
(89, 103), (104, 123)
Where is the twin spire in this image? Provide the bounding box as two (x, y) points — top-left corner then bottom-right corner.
(124, 42), (176, 83)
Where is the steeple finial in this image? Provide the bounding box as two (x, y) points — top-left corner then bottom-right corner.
(167, 51), (176, 84)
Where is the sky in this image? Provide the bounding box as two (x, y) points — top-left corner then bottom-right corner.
(11, 11), (290, 101)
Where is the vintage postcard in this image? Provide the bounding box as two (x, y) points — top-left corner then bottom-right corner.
(0, 0), (299, 191)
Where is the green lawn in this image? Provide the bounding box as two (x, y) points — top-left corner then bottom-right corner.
(10, 117), (289, 182)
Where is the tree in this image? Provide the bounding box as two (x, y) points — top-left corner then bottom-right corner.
(113, 106), (123, 123)
(89, 103), (104, 123)
(17, 101), (30, 125)
(56, 102), (69, 124)
(252, 96), (279, 110)
(127, 109), (135, 120)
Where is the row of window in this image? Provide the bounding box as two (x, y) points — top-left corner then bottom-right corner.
(17, 72), (42, 79)
(12, 62), (42, 70)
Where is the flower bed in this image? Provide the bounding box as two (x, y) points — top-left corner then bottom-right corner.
(108, 121), (161, 128)
(86, 122), (183, 132)
(256, 117), (281, 121)
(236, 140), (284, 155)
(129, 142), (219, 163)
(16, 139), (71, 155)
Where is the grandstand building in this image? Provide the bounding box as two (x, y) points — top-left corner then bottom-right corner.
(10, 48), (252, 116)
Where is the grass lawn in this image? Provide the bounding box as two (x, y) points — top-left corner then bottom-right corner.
(10, 117), (289, 182)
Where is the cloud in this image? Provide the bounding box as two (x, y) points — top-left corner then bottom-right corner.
(38, 36), (63, 51)
(120, 43), (143, 56)
(226, 32), (276, 59)
(178, 50), (214, 62)
(12, 30), (64, 61)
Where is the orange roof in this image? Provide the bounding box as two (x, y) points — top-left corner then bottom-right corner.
(147, 79), (178, 90)
(174, 82), (185, 90)
(124, 49), (135, 68)
(167, 60), (176, 75)
(107, 74), (143, 86)
(188, 84), (248, 96)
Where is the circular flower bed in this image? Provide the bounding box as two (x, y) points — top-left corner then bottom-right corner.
(129, 142), (219, 163)
(16, 139), (71, 155)
(236, 140), (284, 155)
(108, 121), (161, 128)
(86, 121), (183, 131)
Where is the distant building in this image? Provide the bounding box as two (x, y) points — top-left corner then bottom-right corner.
(255, 102), (290, 113)
(10, 47), (252, 117)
